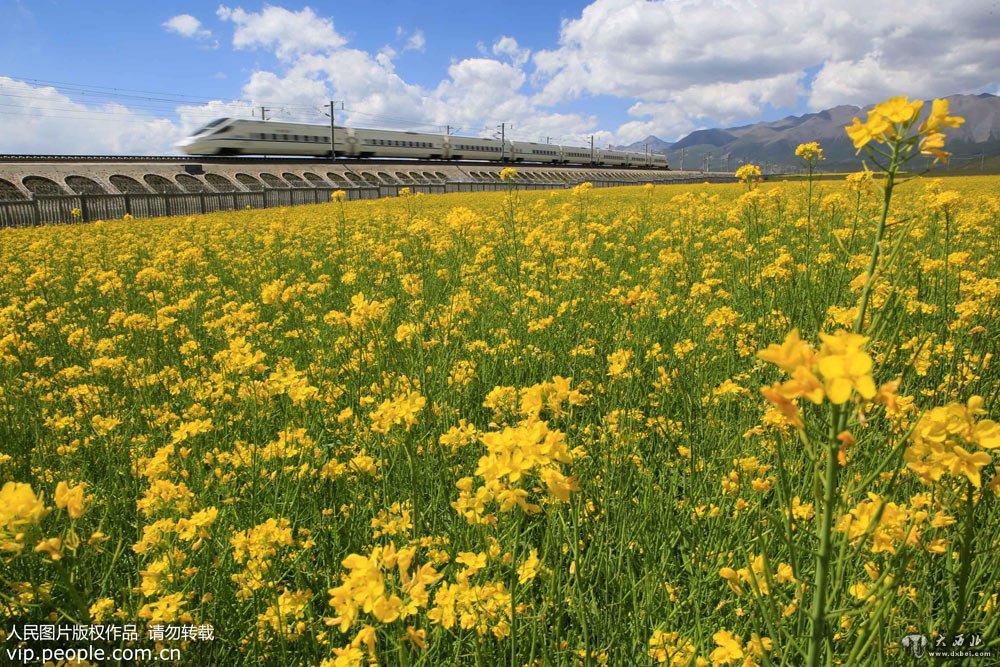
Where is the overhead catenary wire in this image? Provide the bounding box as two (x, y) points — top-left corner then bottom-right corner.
(1, 75), (632, 150)
(1, 75), (324, 111)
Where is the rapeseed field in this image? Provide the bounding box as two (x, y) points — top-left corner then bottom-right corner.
(1, 98), (998, 666)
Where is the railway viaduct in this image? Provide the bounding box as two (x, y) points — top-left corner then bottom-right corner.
(0, 157), (732, 200)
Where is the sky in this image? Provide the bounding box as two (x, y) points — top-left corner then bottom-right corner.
(1, 0), (999, 154)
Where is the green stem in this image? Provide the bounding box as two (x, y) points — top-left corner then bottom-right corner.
(806, 406), (840, 667)
(852, 141), (900, 335)
(571, 498), (592, 666)
(943, 210), (950, 325)
(806, 162), (814, 268)
(936, 484), (977, 665)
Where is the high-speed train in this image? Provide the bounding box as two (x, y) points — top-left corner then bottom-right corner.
(177, 118), (669, 168)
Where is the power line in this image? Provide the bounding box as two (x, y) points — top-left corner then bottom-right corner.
(0, 97), (254, 120)
(0, 108), (235, 125)
(0, 89), (253, 116)
(1, 75), (322, 110)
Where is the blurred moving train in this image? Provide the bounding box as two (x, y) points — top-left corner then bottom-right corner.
(177, 118), (669, 168)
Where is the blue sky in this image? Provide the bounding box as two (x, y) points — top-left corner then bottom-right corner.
(1, 0), (998, 154)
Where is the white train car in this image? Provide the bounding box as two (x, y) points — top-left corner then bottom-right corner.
(441, 136), (509, 161)
(596, 149), (629, 167)
(510, 141), (562, 164)
(177, 118), (338, 156)
(351, 128), (444, 159)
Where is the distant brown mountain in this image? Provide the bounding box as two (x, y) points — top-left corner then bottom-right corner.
(622, 93), (1000, 173)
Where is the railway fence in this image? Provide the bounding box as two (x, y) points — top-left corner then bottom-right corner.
(0, 177), (732, 228)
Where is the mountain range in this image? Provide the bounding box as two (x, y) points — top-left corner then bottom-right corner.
(619, 93), (1000, 173)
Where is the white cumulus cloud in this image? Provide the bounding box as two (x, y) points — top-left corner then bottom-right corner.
(404, 29), (425, 53)
(217, 5), (346, 61)
(0, 77), (185, 154)
(532, 0), (1000, 141)
(493, 36), (530, 68)
(163, 14), (212, 40)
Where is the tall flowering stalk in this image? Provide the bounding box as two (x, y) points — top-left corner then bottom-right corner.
(759, 96), (967, 667)
(735, 163), (761, 190)
(795, 142), (823, 265)
(846, 97), (964, 334)
(331, 189), (347, 250)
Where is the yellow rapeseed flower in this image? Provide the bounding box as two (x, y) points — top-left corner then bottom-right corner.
(54, 481), (87, 519)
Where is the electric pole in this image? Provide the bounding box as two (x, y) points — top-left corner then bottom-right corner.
(680, 148), (685, 171)
(259, 106), (270, 121)
(590, 135), (594, 163)
(725, 153), (731, 172)
(545, 136), (551, 144)
(498, 123), (506, 161)
(704, 152), (711, 173)
(325, 100), (344, 160)
(645, 143), (649, 165)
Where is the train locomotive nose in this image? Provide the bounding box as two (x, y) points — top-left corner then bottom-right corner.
(175, 136), (199, 154)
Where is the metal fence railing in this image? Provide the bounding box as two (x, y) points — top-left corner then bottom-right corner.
(0, 177), (734, 228)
